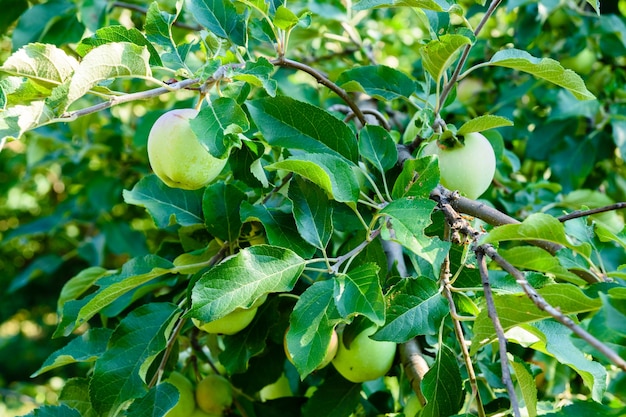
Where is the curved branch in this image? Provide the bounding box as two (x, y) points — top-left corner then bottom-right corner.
(272, 56), (367, 126)
(558, 202), (626, 222)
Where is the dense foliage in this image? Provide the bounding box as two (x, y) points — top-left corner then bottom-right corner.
(1, 0), (626, 416)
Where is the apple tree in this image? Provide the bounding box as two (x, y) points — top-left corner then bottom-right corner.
(1, 0), (626, 416)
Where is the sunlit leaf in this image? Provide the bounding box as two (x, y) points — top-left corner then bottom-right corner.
(420, 34), (472, 84)
(337, 65), (416, 101)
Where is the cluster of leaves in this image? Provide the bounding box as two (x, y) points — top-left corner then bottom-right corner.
(1, 0), (626, 416)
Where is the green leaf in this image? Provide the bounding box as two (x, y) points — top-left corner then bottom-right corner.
(511, 356), (538, 417)
(334, 263), (385, 326)
(230, 57), (277, 97)
(240, 202), (317, 258)
(301, 372), (361, 417)
(247, 96), (359, 162)
(186, 0), (247, 46)
(288, 176), (334, 250)
(373, 278), (449, 342)
(381, 197), (450, 276)
(90, 303), (181, 415)
(203, 182), (246, 242)
(11, 0), (77, 50)
(190, 245), (305, 322)
(498, 246), (587, 285)
(123, 175), (204, 228)
(353, 0), (450, 12)
(391, 156), (440, 199)
(480, 213), (592, 256)
(527, 320), (607, 401)
(32, 328), (112, 377)
(65, 42), (152, 109)
(21, 404), (81, 417)
(191, 97), (249, 158)
(358, 125), (398, 174)
(0, 101), (54, 142)
(286, 279), (344, 377)
(266, 154), (360, 203)
(125, 381), (179, 417)
(487, 49), (595, 100)
(542, 400), (624, 417)
(274, 5), (299, 30)
(144, 2), (186, 70)
(456, 115), (513, 136)
(57, 267), (113, 313)
(76, 26), (162, 66)
(0, 43), (78, 88)
(56, 255), (175, 335)
(421, 344), (464, 417)
(471, 284), (603, 354)
(58, 378), (97, 417)
(337, 65), (416, 101)
(420, 34), (472, 84)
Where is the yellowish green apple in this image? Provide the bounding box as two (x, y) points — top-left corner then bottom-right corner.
(163, 371), (196, 417)
(192, 295), (267, 335)
(147, 108), (228, 190)
(422, 131), (496, 200)
(195, 374), (233, 415)
(259, 373), (293, 401)
(331, 325), (396, 383)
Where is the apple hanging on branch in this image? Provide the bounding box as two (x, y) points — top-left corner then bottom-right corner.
(147, 108), (228, 190)
(422, 131), (496, 200)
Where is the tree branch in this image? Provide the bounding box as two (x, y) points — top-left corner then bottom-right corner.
(557, 202), (626, 222)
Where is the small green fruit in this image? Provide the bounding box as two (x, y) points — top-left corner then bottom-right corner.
(422, 131), (496, 200)
(163, 371), (196, 417)
(331, 325), (396, 383)
(195, 374), (233, 415)
(147, 108), (228, 190)
(259, 373), (293, 401)
(404, 393), (423, 417)
(284, 327), (339, 370)
(192, 295), (267, 335)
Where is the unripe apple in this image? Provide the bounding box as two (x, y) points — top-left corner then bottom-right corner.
(422, 132), (496, 200)
(561, 48), (596, 75)
(331, 325), (396, 383)
(147, 108), (228, 190)
(404, 393), (423, 417)
(259, 373), (293, 401)
(284, 327), (339, 370)
(163, 371), (196, 417)
(192, 295), (267, 335)
(195, 374), (233, 415)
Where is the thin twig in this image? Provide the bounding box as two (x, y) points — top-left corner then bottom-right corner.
(557, 202), (626, 222)
(476, 249), (521, 417)
(437, 0), (505, 115)
(441, 252), (487, 417)
(58, 78), (202, 121)
(483, 246), (626, 372)
(272, 56), (367, 126)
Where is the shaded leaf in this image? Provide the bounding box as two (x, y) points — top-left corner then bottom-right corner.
(90, 303), (181, 415)
(286, 280), (343, 377)
(186, 0), (247, 46)
(192, 97), (249, 158)
(301, 372), (361, 417)
(144, 2), (186, 70)
(334, 263), (385, 326)
(203, 182), (246, 242)
(58, 378), (97, 417)
(498, 246), (587, 285)
(288, 176), (333, 250)
(373, 278), (449, 342)
(125, 381), (179, 417)
(240, 202), (317, 258)
(358, 125), (398, 174)
(230, 57), (277, 97)
(123, 175), (204, 228)
(337, 65), (416, 101)
(421, 344), (464, 417)
(32, 328), (113, 377)
(22, 404), (81, 417)
(391, 156), (439, 199)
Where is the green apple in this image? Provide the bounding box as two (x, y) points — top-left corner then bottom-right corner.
(284, 327), (339, 370)
(422, 131), (496, 200)
(147, 108), (228, 190)
(192, 295), (267, 335)
(259, 373), (293, 401)
(331, 325), (396, 383)
(404, 393), (423, 417)
(163, 371), (196, 417)
(561, 47), (596, 75)
(190, 409), (220, 417)
(195, 374), (233, 415)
